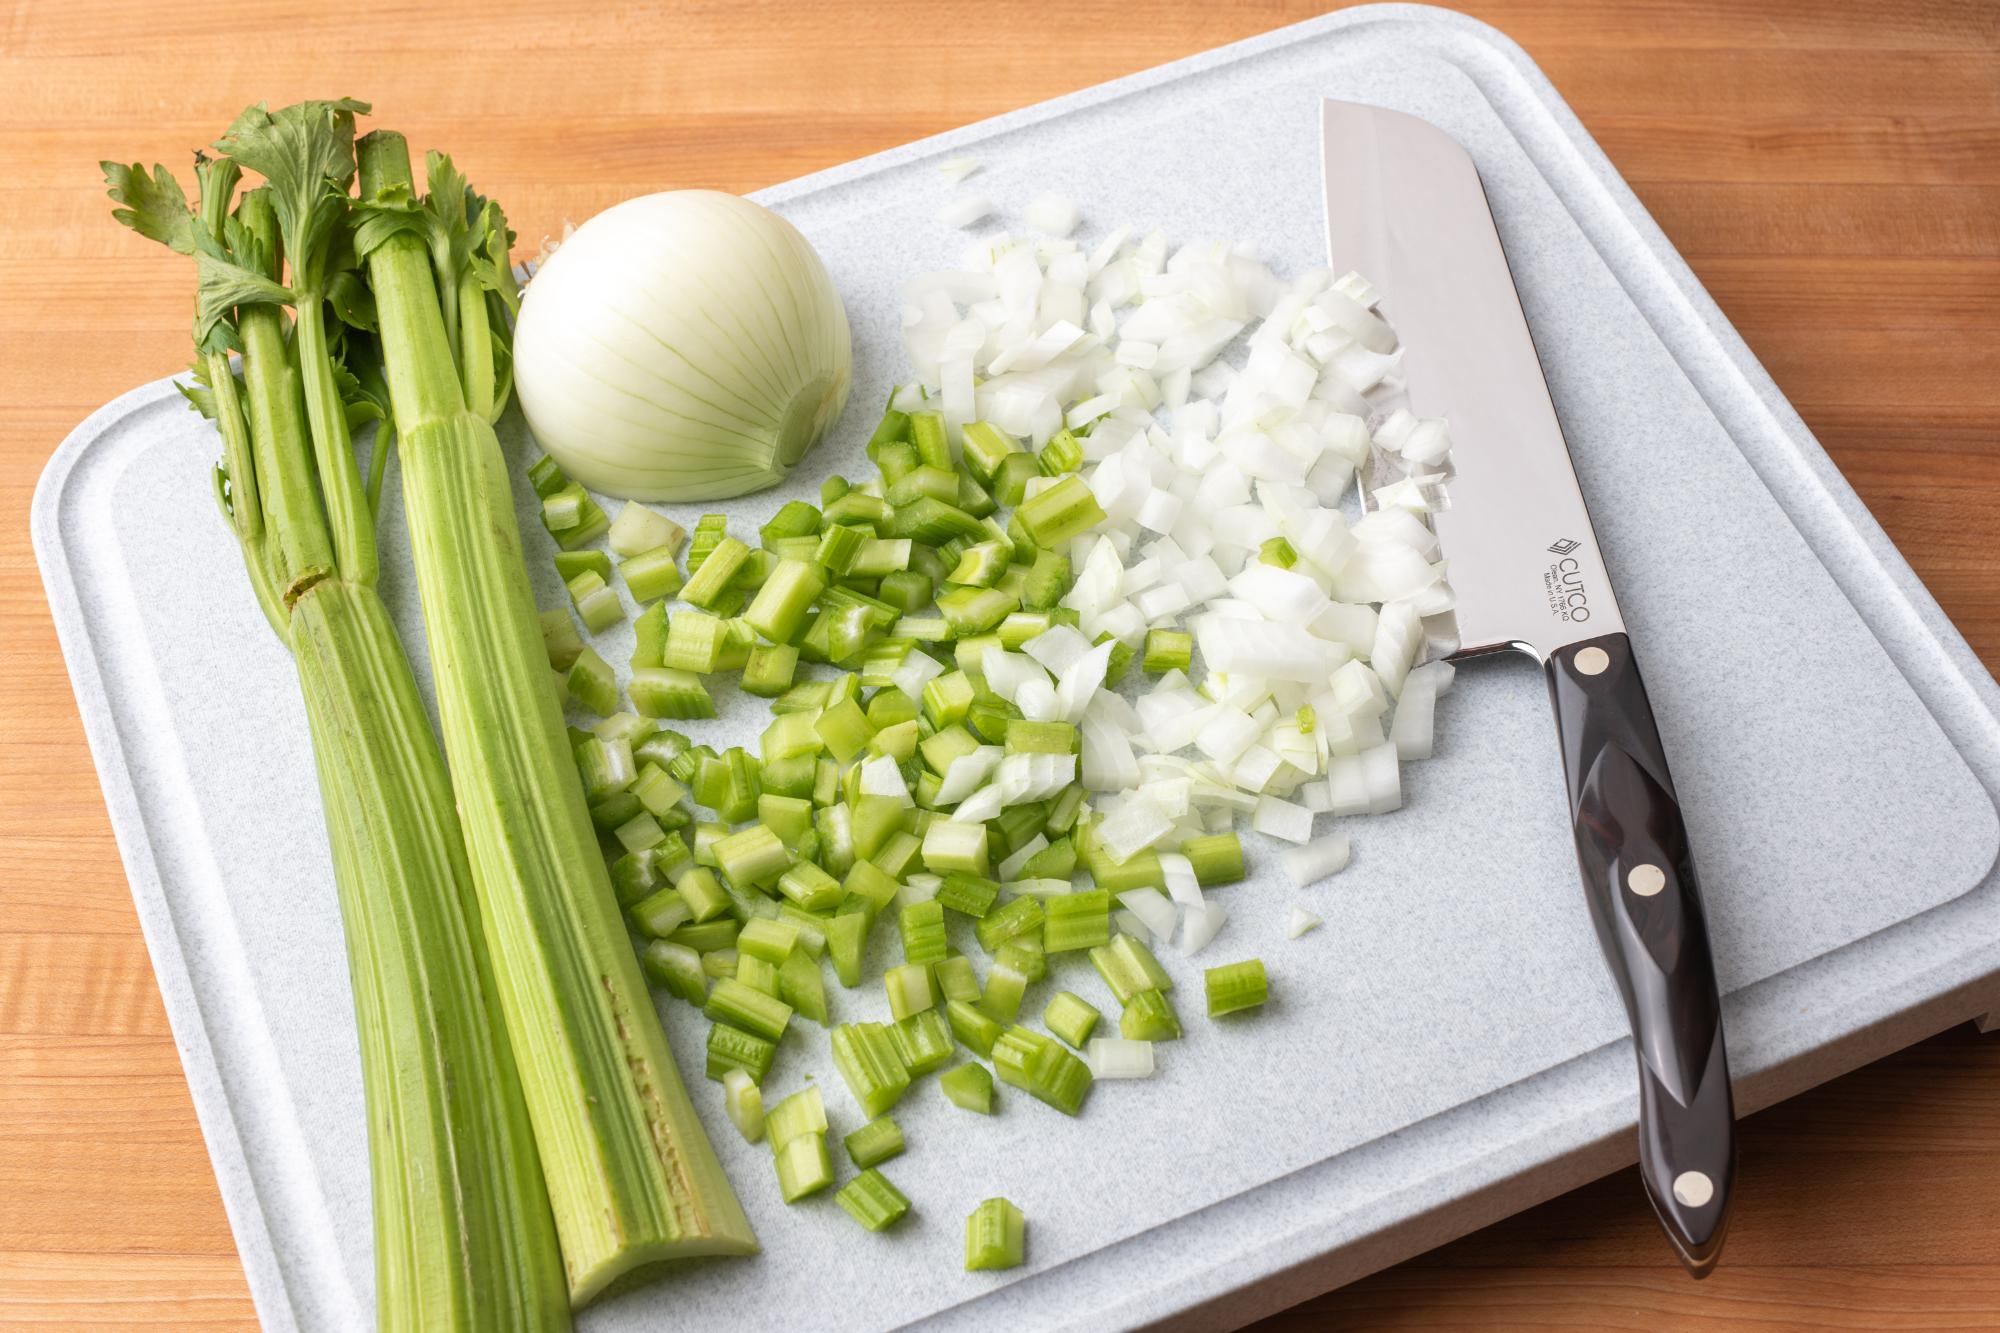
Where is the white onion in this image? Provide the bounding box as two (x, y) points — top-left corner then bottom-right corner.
(515, 190), (851, 500)
(1087, 1038), (1156, 1079)
(1287, 907), (1324, 939)
(1282, 835), (1351, 887)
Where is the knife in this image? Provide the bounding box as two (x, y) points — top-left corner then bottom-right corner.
(1319, 98), (1735, 1275)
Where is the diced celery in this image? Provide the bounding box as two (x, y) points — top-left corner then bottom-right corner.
(1043, 991), (1100, 1049)
(1016, 474), (1106, 548)
(620, 545), (685, 602)
(566, 646), (620, 716)
(885, 961), (936, 1020)
(974, 896), (1044, 954)
(831, 1022), (911, 1118)
(1043, 888), (1111, 953)
(704, 977), (793, 1043)
(965, 1198), (1026, 1271)
(891, 1008), (955, 1075)
(722, 1068), (765, 1143)
(1183, 832), (1246, 886)
(939, 1062), (995, 1114)
(541, 607), (586, 671)
(843, 1114), (905, 1168)
(640, 940), (708, 1006)
(1120, 988), (1181, 1041)
(934, 954), (980, 1004)
(836, 1168), (911, 1231)
(899, 900), (948, 965)
(706, 1023), (776, 1082)
(922, 820), (990, 877)
(946, 998), (1003, 1056)
(1205, 958), (1269, 1016)
(825, 910), (867, 987)
(1143, 628), (1194, 674)
(778, 948), (829, 1026)
(737, 917), (801, 964)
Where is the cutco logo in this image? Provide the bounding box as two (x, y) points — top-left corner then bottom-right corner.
(1542, 538), (1592, 623)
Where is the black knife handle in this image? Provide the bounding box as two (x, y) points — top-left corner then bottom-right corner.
(1546, 632), (1735, 1276)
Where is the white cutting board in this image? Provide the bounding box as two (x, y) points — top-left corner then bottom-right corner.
(33, 7), (2000, 1329)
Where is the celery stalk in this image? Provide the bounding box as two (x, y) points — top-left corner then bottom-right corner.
(358, 131), (753, 1300)
(108, 137), (569, 1330)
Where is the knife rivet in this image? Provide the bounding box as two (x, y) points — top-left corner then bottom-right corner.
(1574, 646), (1610, 676)
(1672, 1170), (1714, 1208)
(1628, 864), (1666, 897)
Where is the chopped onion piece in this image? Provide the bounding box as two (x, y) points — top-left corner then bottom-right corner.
(1287, 907), (1324, 939)
(1282, 835), (1351, 887)
(937, 195), (994, 229)
(1087, 1037), (1155, 1079)
(1177, 901), (1226, 956)
(1251, 795), (1313, 843)
(1117, 887), (1178, 941)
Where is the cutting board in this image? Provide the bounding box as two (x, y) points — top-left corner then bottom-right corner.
(31, 6), (2000, 1329)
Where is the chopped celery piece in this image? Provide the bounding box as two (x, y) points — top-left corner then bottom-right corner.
(778, 860), (845, 912)
(825, 491), (892, 530)
(611, 849), (661, 906)
(778, 948), (829, 1025)
(813, 697), (876, 763)
(630, 602), (669, 671)
(741, 642), (799, 697)
(620, 545), (685, 602)
(1260, 535), (1298, 568)
(939, 1062), (995, 1114)
(704, 977), (793, 1043)
(936, 585), (1018, 636)
(773, 1132), (833, 1204)
(702, 951), (739, 981)
(974, 896), (1043, 953)
(1205, 959), (1269, 1016)
(1098, 632), (1134, 687)
(991, 1025), (1092, 1115)
(541, 607), (585, 671)
(844, 1114), (905, 1168)
(630, 667), (715, 720)
(884, 961), (936, 1020)
(995, 935), (1046, 985)
(965, 1198), (1027, 1272)
(875, 830), (923, 879)
(722, 1068), (765, 1143)
(640, 940), (708, 1006)
(1183, 832), (1246, 886)
(825, 911), (867, 987)
(713, 824), (791, 888)
(899, 900), (948, 965)
(761, 500), (822, 545)
(1089, 847), (1164, 895)
(706, 1023), (777, 1082)
(992, 451), (1041, 507)
(1032, 840), (1080, 880)
(614, 811), (666, 855)
(946, 998), (1003, 1056)
(814, 522), (866, 574)
(529, 454), (569, 497)
(887, 496), (981, 544)
(831, 1022), (911, 1118)
(669, 919), (740, 953)
(676, 867), (731, 923)
(687, 514), (729, 573)
(757, 793), (815, 845)
(761, 752), (817, 799)
(1143, 629), (1194, 674)
(919, 723), (980, 775)
(777, 905), (829, 959)
(946, 541), (1011, 588)
(1038, 427), (1084, 475)
(908, 410), (951, 470)
(922, 820), (990, 877)
(1120, 988), (1181, 1040)
(1090, 934), (1174, 1004)
(1043, 888), (1111, 953)
(566, 646), (620, 716)
(878, 570), (934, 613)
(760, 711), (824, 765)
(934, 954), (981, 1004)
(850, 537), (912, 578)
(737, 917), (801, 964)
(745, 559), (825, 644)
(1043, 991), (1100, 1049)
(836, 1168), (910, 1232)
(978, 959), (1027, 1025)
(1006, 720), (1076, 755)
(565, 570), (625, 634)
(1016, 474), (1106, 548)
(767, 1083), (827, 1149)
(959, 421), (1020, 484)
(937, 872), (1000, 919)
(576, 735), (636, 801)
(843, 860), (902, 918)
(542, 485), (583, 531)
(663, 610), (727, 673)
(891, 1009), (956, 1075)
(736, 954), (780, 999)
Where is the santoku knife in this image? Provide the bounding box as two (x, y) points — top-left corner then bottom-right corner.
(1319, 98), (1735, 1274)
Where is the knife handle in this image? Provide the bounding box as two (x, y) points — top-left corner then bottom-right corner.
(1545, 632), (1735, 1276)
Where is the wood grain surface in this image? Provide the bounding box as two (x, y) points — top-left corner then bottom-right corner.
(3, 1), (1997, 1327)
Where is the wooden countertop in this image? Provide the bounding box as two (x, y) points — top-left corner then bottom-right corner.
(3, 1), (1996, 1325)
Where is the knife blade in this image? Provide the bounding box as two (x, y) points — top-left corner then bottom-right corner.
(1320, 98), (1736, 1275)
